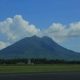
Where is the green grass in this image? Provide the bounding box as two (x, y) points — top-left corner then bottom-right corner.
(0, 64), (80, 73)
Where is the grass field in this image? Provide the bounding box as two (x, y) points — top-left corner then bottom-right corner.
(0, 64), (80, 73)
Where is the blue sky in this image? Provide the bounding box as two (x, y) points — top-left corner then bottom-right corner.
(0, 0), (80, 52)
(0, 0), (80, 28)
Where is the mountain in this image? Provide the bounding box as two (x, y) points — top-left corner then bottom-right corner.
(0, 36), (80, 61)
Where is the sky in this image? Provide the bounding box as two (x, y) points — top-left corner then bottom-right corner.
(0, 0), (80, 52)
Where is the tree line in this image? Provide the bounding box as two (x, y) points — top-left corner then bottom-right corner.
(0, 58), (80, 64)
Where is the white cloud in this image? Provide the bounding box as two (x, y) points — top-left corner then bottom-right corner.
(42, 22), (80, 43)
(41, 23), (67, 42)
(68, 22), (80, 37)
(0, 15), (80, 50)
(0, 41), (10, 50)
(0, 15), (40, 43)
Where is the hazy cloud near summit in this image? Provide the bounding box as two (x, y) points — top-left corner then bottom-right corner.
(0, 41), (10, 50)
(42, 22), (80, 42)
(0, 15), (40, 42)
(0, 15), (80, 49)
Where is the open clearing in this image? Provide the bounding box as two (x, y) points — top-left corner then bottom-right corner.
(0, 64), (80, 73)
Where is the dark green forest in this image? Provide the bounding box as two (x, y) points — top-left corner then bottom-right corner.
(0, 58), (80, 64)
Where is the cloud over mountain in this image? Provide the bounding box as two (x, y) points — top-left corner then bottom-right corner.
(0, 15), (80, 49)
(0, 15), (40, 42)
(0, 41), (10, 50)
(42, 22), (80, 42)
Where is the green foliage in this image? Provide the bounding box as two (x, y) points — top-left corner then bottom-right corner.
(0, 58), (80, 64)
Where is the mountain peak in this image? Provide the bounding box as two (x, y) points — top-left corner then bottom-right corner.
(0, 35), (80, 60)
(31, 35), (38, 38)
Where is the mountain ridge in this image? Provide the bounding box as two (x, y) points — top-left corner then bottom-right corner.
(0, 36), (80, 61)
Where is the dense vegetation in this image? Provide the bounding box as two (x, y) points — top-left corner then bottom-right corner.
(0, 58), (80, 73)
(0, 58), (80, 64)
